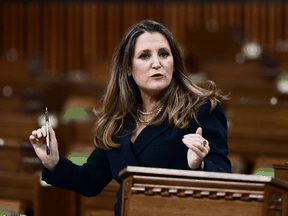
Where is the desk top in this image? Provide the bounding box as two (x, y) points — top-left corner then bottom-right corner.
(119, 166), (288, 189)
(273, 163), (288, 170)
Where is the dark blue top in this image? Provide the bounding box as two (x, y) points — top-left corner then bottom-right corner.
(42, 101), (231, 216)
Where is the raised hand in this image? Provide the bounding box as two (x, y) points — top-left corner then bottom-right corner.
(182, 127), (210, 169)
(29, 124), (60, 172)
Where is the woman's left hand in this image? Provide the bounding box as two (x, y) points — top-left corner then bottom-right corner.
(182, 127), (210, 169)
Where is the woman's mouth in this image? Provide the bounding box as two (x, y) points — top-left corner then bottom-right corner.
(150, 73), (164, 78)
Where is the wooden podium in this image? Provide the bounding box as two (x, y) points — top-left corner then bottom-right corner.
(119, 166), (288, 216)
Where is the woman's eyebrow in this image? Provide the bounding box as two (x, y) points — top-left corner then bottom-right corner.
(137, 47), (170, 54)
(158, 47), (170, 52)
(135, 49), (151, 56)
(137, 49), (151, 53)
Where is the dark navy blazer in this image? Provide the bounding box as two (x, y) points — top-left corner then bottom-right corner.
(42, 101), (231, 216)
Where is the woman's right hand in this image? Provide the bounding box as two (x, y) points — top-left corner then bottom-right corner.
(29, 124), (60, 172)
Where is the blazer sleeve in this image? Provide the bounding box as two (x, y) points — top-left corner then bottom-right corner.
(195, 101), (231, 173)
(42, 147), (113, 197)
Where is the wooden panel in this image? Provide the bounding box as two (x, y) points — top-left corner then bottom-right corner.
(0, 112), (38, 141)
(82, 2), (91, 67)
(0, 171), (39, 203)
(211, 2), (219, 23)
(50, 3), (58, 75)
(0, 58), (30, 82)
(0, 4), (3, 55)
(37, 186), (78, 216)
(260, 3), (267, 45)
(244, 2), (252, 41)
(145, 2), (162, 23)
(0, 1), (288, 75)
(87, 3), (98, 61)
(0, 140), (22, 172)
(27, 4), (34, 53)
(0, 199), (25, 214)
(170, 3), (180, 42)
(58, 3), (65, 74)
(203, 2), (210, 27)
(275, 2), (283, 41)
(273, 164), (288, 182)
(1, 1), (287, 75)
(286, 3), (288, 39)
(0, 97), (23, 112)
(3, 3), (11, 54)
(202, 60), (273, 91)
(195, 2), (201, 30)
(0, 171), (78, 216)
(26, 3), (41, 53)
(253, 157), (288, 174)
(186, 2), (196, 31)
(177, 2), (186, 44)
(235, 2), (242, 27)
(81, 180), (118, 216)
(14, 3), (25, 58)
(67, 3), (75, 71)
(74, 3), (81, 70)
(43, 4), (51, 73)
(252, 2), (259, 43)
(106, 3), (121, 60)
(228, 1), (236, 28)
(263, 184), (288, 216)
(230, 105), (288, 132)
(97, 2), (105, 59)
(85, 210), (114, 216)
(121, 2), (139, 40)
(163, 3), (175, 37)
(219, 2), (226, 29)
(136, 2), (146, 21)
(268, 2), (276, 45)
(227, 103), (288, 159)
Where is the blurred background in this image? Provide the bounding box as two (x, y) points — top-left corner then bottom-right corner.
(0, 0), (288, 215)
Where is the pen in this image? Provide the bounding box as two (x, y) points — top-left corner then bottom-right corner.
(45, 107), (50, 155)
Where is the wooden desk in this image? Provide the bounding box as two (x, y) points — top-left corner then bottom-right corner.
(0, 171), (40, 215)
(273, 164), (288, 182)
(119, 166), (288, 216)
(226, 102), (288, 173)
(0, 171), (79, 216)
(80, 179), (118, 216)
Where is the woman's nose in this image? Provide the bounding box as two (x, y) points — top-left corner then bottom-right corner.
(152, 56), (161, 69)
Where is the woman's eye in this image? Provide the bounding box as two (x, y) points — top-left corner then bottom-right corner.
(159, 52), (169, 58)
(139, 54), (150, 59)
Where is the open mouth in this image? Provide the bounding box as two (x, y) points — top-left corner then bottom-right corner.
(151, 73), (164, 78)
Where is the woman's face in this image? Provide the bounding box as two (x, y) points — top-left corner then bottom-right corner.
(129, 32), (174, 97)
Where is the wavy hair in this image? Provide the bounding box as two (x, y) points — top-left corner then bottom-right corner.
(93, 20), (228, 150)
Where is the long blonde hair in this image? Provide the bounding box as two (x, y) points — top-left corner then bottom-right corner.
(93, 20), (228, 150)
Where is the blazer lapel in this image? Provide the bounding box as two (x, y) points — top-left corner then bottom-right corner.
(132, 120), (170, 157)
(117, 119), (139, 167)
(116, 113), (169, 166)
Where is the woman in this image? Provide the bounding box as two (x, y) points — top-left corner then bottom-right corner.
(29, 20), (231, 216)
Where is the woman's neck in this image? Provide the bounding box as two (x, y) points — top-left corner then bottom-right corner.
(140, 94), (158, 113)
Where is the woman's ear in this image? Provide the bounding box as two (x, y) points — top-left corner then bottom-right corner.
(128, 68), (132, 76)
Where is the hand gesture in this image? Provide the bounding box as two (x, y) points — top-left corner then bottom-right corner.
(29, 124), (59, 172)
(182, 127), (210, 169)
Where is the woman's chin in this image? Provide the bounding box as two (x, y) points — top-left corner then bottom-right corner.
(140, 85), (169, 97)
